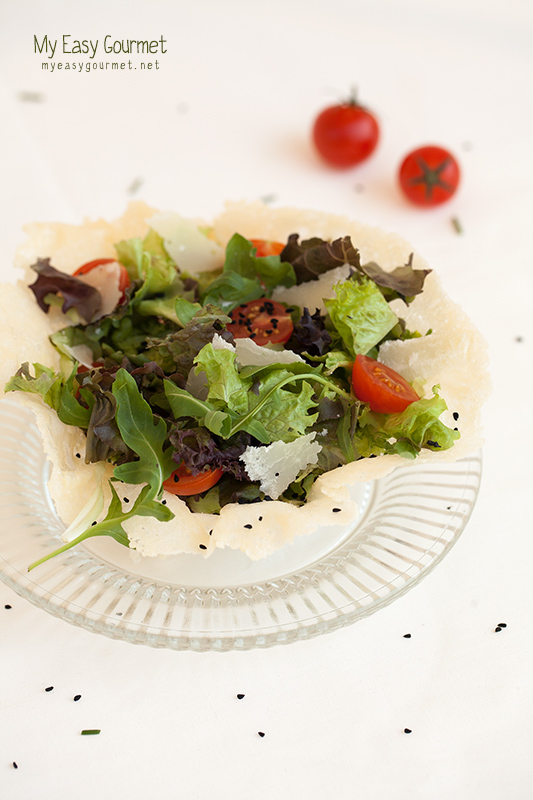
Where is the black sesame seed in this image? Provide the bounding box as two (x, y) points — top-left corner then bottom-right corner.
(404, 728), (412, 734)
(199, 544), (207, 550)
(75, 453), (81, 459)
(209, 530), (213, 536)
(332, 507), (341, 513)
(244, 524), (253, 529)
(427, 440), (440, 448)
(5, 604), (12, 609)
(12, 761), (18, 769)
(237, 693), (245, 700)
(495, 626), (502, 632)
(173, 474), (180, 482)
(123, 497), (130, 503)
(258, 731), (265, 738)
(162, 500), (167, 505)
(73, 695), (82, 702)
(250, 333), (257, 339)
(403, 633), (412, 639)
(265, 329), (273, 335)
(91, 521), (97, 526)
(258, 516), (263, 522)
(274, 472), (279, 477)
(453, 412), (459, 421)
(498, 622), (507, 628)
(45, 686), (54, 692)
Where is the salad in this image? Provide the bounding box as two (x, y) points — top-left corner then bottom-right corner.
(0, 202), (490, 566)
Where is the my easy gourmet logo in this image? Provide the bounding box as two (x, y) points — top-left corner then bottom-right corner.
(34, 34), (167, 72)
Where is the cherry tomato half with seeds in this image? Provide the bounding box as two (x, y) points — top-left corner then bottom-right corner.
(249, 239), (285, 257)
(227, 299), (294, 346)
(352, 354), (419, 414)
(74, 258), (131, 297)
(163, 465), (223, 496)
(312, 96), (379, 168)
(398, 145), (460, 207)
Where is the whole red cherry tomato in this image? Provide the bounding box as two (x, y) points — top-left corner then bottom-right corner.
(74, 258), (131, 298)
(312, 94), (380, 168)
(398, 145), (460, 207)
(227, 298), (294, 346)
(352, 354), (419, 414)
(163, 465), (223, 496)
(249, 239), (285, 257)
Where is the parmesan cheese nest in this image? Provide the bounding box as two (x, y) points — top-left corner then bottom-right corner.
(0, 201), (491, 561)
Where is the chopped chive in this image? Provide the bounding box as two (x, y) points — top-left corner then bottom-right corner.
(451, 217), (463, 234)
(81, 729), (101, 736)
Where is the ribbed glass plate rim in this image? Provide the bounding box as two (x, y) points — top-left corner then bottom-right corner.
(0, 398), (481, 651)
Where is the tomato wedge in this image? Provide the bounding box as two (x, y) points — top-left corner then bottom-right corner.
(74, 258), (131, 298)
(227, 299), (294, 346)
(249, 239), (285, 257)
(163, 465), (223, 496)
(352, 354), (419, 414)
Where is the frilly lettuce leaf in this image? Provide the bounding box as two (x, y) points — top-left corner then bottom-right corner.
(325, 276), (398, 357)
(353, 386), (460, 458)
(29, 259), (102, 323)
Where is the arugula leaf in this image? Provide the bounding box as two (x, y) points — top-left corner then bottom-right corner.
(27, 369), (176, 572)
(111, 369), (175, 493)
(325, 276), (398, 357)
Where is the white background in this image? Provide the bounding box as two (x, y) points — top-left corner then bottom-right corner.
(0, 1), (532, 798)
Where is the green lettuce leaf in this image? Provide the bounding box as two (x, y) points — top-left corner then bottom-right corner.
(5, 362), (92, 428)
(201, 234), (296, 312)
(325, 276), (398, 357)
(353, 387), (460, 458)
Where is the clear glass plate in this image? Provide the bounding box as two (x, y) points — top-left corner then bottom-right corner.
(0, 398), (481, 651)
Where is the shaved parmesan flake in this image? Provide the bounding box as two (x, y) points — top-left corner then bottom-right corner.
(212, 333), (235, 352)
(148, 211), (224, 274)
(76, 261), (122, 318)
(240, 432), (322, 499)
(272, 264), (351, 314)
(234, 337), (304, 367)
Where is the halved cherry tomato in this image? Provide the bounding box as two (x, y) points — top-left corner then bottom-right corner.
(398, 145), (460, 207)
(227, 298), (294, 346)
(249, 239), (285, 257)
(163, 465), (223, 496)
(352, 354), (419, 414)
(74, 258), (131, 297)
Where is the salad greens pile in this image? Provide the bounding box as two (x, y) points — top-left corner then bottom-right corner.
(5, 224), (460, 567)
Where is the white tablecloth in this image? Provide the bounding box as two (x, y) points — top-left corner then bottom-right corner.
(1, 1), (532, 797)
